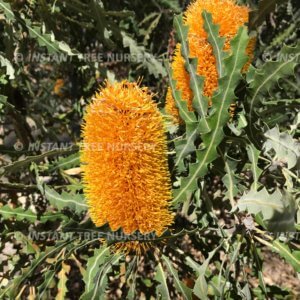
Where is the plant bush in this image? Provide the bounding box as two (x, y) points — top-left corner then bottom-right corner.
(0, 0), (299, 299)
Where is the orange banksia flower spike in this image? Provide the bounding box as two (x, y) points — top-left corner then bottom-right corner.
(81, 80), (173, 246)
(166, 0), (254, 123)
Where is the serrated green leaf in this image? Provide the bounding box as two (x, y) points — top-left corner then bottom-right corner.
(246, 144), (263, 191)
(34, 164), (87, 213)
(271, 241), (300, 272)
(155, 263), (171, 300)
(38, 270), (56, 298)
(140, 13), (161, 46)
(158, 0), (181, 12)
(162, 255), (192, 300)
(255, 236), (300, 272)
(1, 146), (79, 175)
(264, 126), (300, 169)
(202, 11), (226, 78)
(4, 240), (74, 298)
(0, 0), (15, 21)
(193, 245), (222, 299)
(81, 246), (110, 299)
(25, 20), (80, 55)
(0, 2), (81, 57)
(93, 254), (121, 300)
(222, 157), (239, 206)
(236, 188), (296, 232)
(49, 153), (80, 171)
(237, 188), (282, 217)
(0, 205), (65, 223)
(43, 185), (87, 213)
(0, 205), (36, 222)
(90, 0), (115, 49)
(81, 247), (122, 300)
(173, 123), (198, 173)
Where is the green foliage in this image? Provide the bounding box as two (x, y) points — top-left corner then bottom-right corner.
(165, 0), (299, 298)
(42, 185), (87, 213)
(264, 126), (300, 169)
(172, 20), (249, 206)
(0, 204), (66, 223)
(236, 188), (296, 231)
(154, 263), (171, 300)
(246, 144), (263, 191)
(49, 153), (80, 171)
(0, 146), (79, 175)
(193, 246), (221, 299)
(0, 0), (79, 55)
(162, 255), (192, 299)
(81, 246), (122, 300)
(0, 0), (299, 299)
(222, 156), (239, 206)
(249, 0), (287, 30)
(122, 32), (166, 78)
(246, 43), (300, 143)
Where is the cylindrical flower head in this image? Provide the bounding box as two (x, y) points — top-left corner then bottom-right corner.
(81, 80), (173, 236)
(166, 0), (252, 123)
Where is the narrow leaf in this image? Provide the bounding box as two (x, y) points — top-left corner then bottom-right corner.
(173, 15), (209, 130)
(162, 255), (192, 300)
(155, 263), (171, 300)
(202, 11), (226, 77)
(246, 144), (263, 191)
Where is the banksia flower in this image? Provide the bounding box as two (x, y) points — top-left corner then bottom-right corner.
(166, 0), (252, 123)
(81, 80), (173, 241)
